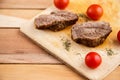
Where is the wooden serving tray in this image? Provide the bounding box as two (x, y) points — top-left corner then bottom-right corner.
(20, 0), (120, 79)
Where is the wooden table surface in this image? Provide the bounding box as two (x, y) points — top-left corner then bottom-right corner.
(0, 0), (120, 80)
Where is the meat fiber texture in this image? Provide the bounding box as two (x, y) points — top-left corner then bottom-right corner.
(34, 10), (78, 31)
(71, 21), (112, 47)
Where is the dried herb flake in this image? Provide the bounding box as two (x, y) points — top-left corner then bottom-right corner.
(61, 38), (71, 51)
(106, 48), (117, 56)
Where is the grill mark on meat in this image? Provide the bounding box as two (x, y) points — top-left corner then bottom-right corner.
(71, 21), (112, 47)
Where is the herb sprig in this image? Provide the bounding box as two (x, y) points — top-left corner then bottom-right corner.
(61, 38), (71, 51)
(106, 48), (117, 56)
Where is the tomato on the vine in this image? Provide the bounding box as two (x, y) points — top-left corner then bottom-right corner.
(54, 0), (69, 10)
(85, 52), (102, 69)
(117, 30), (120, 42)
(86, 4), (103, 20)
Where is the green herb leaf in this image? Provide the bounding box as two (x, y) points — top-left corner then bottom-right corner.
(61, 38), (71, 51)
(106, 48), (117, 56)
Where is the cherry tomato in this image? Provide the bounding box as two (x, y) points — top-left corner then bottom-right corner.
(117, 30), (120, 42)
(54, 0), (69, 10)
(86, 4), (103, 20)
(85, 52), (102, 69)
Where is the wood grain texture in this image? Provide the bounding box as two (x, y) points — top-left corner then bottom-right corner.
(0, 0), (120, 79)
(0, 9), (42, 19)
(0, 9), (42, 28)
(0, 0), (52, 9)
(0, 29), (59, 63)
(20, 1), (120, 79)
(0, 64), (119, 80)
(0, 14), (27, 28)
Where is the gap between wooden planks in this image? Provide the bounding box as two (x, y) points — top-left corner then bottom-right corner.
(0, 28), (60, 63)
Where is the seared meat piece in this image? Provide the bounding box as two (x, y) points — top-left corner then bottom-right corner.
(71, 21), (112, 47)
(51, 10), (78, 25)
(34, 10), (78, 31)
(34, 15), (64, 29)
(49, 11), (78, 31)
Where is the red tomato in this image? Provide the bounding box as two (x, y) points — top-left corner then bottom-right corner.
(86, 4), (103, 20)
(54, 0), (69, 10)
(85, 52), (102, 69)
(117, 30), (120, 42)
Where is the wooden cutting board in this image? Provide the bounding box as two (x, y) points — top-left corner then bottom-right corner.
(20, 0), (120, 79)
(0, 15), (27, 28)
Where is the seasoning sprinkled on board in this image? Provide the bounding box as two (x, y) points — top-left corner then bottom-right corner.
(61, 38), (71, 51)
(105, 48), (117, 56)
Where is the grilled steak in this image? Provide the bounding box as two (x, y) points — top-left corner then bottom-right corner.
(34, 10), (78, 31)
(34, 15), (64, 29)
(71, 21), (112, 47)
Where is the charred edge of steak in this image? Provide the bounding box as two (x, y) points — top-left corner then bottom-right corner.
(73, 32), (111, 47)
(71, 21), (112, 47)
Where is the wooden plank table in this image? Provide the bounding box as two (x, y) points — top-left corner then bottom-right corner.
(0, 0), (120, 80)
